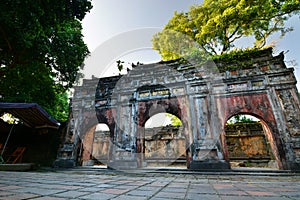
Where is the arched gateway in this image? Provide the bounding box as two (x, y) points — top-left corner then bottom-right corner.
(54, 48), (300, 170)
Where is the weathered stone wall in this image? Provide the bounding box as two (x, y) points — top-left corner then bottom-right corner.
(56, 48), (300, 171)
(225, 122), (275, 167)
(214, 51), (300, 170)
(226, 123), (265, 157)
(92, 130), (110, 163)
(276, 88), (300, 170)
(144, 126), (186, 160)
(91, 126), (186, 166)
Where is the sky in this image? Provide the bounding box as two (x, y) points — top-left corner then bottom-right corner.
(81, 0), (201, 78)
(81, 0), (201, 128)
(82, 0), (299, 90)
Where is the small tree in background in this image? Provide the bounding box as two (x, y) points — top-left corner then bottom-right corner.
(227, 114), (258, 125)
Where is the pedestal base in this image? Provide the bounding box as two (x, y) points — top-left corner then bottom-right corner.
(53, 159), (76, 168)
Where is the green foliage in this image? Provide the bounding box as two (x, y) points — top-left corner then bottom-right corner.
(166, 113), (182, 127)
(0, 62), (70, 121)
(227, 114), (257, 125)
(47, 92), (70, 122)
(234, 115), (255, 123)
(212, 47), (272, 72)
(116, 60), (125, 72)
(211, 47), (271, 63)
(152, 29), (205, 61)
(152, 0), (300, 60)
(0, 0), (92, 121)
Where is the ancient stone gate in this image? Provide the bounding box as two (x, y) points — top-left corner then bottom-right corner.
(55, 48), (300, 171)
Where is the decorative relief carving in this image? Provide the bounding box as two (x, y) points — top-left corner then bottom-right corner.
(278, 90), (300, 136)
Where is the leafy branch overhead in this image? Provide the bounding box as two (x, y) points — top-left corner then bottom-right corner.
(152, 0), (300, 60)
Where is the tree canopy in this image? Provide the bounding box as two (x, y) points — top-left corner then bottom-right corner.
(0, 0), (92, 121)
(152, 0), (300, 60)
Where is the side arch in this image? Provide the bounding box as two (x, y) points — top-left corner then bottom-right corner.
(77, 108), (114, 166)
(224, 113), (282, 169)
(81, 121), (113, 166)
(218, 94), (288, 169)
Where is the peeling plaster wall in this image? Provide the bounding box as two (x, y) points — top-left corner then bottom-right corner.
(225, 123), (275, 167)
(144, 126), (186, 160)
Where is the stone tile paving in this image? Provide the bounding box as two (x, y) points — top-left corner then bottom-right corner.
(0, 169), (299, 199)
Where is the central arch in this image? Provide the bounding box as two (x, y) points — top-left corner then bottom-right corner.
(135, 83), (192, 169)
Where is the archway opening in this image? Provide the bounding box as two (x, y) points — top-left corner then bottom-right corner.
(91, 123), (110, 168)
(225, 114), (278, 169)
(144, 113), (186, 168)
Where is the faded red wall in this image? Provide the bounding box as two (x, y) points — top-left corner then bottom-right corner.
(217, 93), (286, 169)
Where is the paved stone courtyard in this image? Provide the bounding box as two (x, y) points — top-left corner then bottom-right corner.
(0, 168), (300, 200)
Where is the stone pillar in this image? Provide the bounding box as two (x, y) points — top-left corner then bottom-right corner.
(275, 88), (300, 170)
(188, 83), (230, 170)
(107, 96), (139, 170)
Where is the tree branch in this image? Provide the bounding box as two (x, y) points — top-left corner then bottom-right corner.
(228, 26), (241, 41)
(206, 40), (218, 55)
(248, 8), (300, 23)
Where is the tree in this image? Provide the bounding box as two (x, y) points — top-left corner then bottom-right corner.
(226, 114), (258, 124)
(0, 61), (70, 121)
(0, 0), (92, 121)
(152, 0), (300, 60)
(166, 114), (182, 127)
